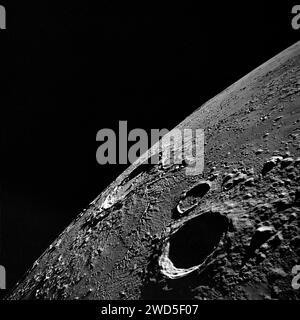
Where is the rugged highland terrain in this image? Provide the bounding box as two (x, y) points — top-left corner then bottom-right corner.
(6, 41), (300, 300)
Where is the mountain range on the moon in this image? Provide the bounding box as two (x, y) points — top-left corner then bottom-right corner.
(6, 40), (300, 300)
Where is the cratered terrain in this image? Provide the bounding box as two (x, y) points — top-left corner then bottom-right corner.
(6, 40), (300, 300)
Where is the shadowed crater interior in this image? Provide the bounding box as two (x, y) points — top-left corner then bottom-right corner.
(168, 212), (228, 269)
(184, 181), (211, 198)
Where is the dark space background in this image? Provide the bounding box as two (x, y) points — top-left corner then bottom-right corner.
(0, 2), (299, 297)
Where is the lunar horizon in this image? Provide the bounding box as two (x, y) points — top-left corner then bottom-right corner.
(5, 40), (300, 300)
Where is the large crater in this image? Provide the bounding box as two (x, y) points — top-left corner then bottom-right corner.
(168, 212), (228, 269)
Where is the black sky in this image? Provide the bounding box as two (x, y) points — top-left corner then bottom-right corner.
(1, 2), (299, 295)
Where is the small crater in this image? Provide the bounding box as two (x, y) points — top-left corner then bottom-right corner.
(184, 181), (211, 198)
(262, 156), (283, 175)
(174, 181), (212, 218)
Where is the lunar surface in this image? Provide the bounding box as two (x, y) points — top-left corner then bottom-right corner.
(6, 40), (300, 300)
